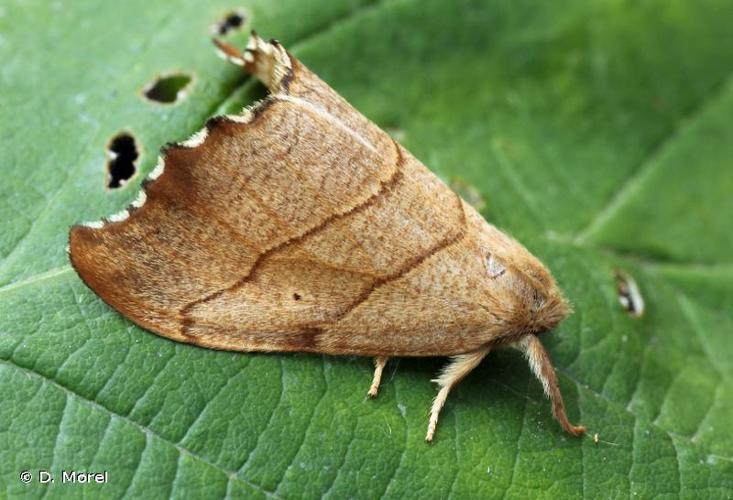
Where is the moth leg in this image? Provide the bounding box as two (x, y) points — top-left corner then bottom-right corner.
(516, 335), (585, 436)
(367, 356), (389, 398)
(426, 348), (491, 442)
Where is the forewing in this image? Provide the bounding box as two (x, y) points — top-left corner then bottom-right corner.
(70, 36), (496, 354)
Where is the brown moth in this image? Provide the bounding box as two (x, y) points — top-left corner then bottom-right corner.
(69, 33), (585, 441)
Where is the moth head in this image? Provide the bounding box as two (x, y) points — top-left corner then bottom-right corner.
(484, 250), (570, 335)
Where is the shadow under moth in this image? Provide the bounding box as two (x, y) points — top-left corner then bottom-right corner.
(69, 33), (585, 442)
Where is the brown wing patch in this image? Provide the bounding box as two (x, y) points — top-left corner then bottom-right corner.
(181, 144), (494, 356)
(70, 34), (510, 356)
(70, 93), (396, 346)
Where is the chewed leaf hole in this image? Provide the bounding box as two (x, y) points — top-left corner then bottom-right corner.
(143, 73), (192, 104)
(106, 132), (139, 189)
(614, 269), (645, 318)
(211, 10), (246, 35)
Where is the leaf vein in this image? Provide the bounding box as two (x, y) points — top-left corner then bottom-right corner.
(575, 69), (733, 243)
(1, 358), (274, 497)
(235, 357), (284, 474)
(274, 356), (329, 496)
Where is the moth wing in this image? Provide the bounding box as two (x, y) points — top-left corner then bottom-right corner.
(69, 97), (391, 339)
(180, 147), (504, 355)
(69, 35), (498, 355)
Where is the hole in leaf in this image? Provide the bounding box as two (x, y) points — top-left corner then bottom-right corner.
(614, 269), (645, 318)
(143, 73), (192, 104)
(106, 132), (139, 189)
(293, 293), (302, 301)
(211, 10), (246, 35)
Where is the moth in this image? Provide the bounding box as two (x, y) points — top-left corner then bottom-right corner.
(69, 33), (585, 441)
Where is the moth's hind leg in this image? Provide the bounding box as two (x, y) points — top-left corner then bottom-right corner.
(426, 348), (491, 442)
(367, 356), (389, 398)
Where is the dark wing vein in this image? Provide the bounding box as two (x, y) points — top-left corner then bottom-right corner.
(179, 139), (404, 335)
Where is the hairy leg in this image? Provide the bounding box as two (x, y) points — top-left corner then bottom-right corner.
(516, 335), (585, 435)
(426, 348), (491, 442)
(368, 356), (389, 398)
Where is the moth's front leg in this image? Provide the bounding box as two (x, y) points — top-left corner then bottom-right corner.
(426, 348), (491, 442)
(367, 356), (389, 398)
(516, 335), (585, 436)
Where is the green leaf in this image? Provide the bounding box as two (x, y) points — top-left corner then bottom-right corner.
(2, 0), (732, 498)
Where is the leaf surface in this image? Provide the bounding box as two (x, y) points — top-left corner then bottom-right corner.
(2, 0), (732, 498)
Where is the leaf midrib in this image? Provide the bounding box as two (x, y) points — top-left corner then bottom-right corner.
(574, 69), (733, 245)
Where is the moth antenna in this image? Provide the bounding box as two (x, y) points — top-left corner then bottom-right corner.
(516, 335), (585, 436)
